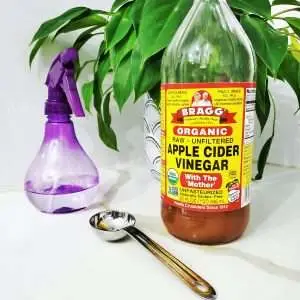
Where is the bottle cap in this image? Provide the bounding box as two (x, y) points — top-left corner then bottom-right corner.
(45, 48), (85, 117)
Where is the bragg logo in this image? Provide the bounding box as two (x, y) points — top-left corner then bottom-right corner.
(172, 90), (236, 124)
(191, 90), (213, 107)
(226, 179), (241, 203)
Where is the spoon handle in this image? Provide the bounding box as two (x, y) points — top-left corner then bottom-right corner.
(124, 226), (217, 299)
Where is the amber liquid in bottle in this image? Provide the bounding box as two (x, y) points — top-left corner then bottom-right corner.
(161, 0), (256, 245)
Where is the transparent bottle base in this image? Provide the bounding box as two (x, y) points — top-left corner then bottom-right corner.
(26, 184), (99, 214)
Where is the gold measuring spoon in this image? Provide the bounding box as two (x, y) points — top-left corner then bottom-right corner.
(89, 210), (217, 299)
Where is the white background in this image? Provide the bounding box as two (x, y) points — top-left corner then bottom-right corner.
(1, 0), (300, 191)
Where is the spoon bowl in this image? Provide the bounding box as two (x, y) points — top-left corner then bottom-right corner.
(89, 211), (136, 242)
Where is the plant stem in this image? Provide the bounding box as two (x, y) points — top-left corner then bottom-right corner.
(103, 86), (113, 98)
(254, 91), (276, 180)
(272, 7), (299, 18)
(76, 59), (96, 80)
(269, 91), (276, 137)
(271, 16), (286, 21)
(92, 32), (104, 36)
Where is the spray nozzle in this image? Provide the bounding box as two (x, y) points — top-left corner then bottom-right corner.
(45, 48), (85, 117)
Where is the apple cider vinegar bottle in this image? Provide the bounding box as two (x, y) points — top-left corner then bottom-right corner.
(161, 0), (256, 244)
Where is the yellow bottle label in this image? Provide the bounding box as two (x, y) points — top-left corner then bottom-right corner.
(161, 83), (256, 212)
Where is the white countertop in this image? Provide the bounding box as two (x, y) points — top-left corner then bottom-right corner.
(1, 164), (300, 300)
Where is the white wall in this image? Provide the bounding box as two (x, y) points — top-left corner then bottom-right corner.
(255, 80), (300, 169)
(1, 0), (300, 191)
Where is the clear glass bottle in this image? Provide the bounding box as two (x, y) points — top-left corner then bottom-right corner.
(161, 0), (256, 244)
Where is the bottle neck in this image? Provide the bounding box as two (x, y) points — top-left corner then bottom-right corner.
(47, 114), (71, 123)
(194, 0), (224, 3)
(43, 115), (79, 146)
(193, 0), (224, 8)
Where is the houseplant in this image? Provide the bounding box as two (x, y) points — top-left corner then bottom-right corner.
(30, 0), (300, 180)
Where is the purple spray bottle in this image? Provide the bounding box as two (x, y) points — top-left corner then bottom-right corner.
(25, 48), (99, 214)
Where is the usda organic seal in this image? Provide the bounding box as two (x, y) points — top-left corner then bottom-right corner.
(168, 169), (179, 185)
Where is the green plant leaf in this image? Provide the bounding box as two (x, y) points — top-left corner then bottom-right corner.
(93, 88), (102, 114)
(241, 15), (288, 75)
(258, 85), (271, 133)
(31, 7), (89, 43)
(113, 53), (133, 111)
(97, 53), (111, 91)
(54, 14), (107, 39)
(111, 0), (134, 11)
(103, 91), (112, 126)
(138, 0), (193, 61)
(255, 57), (270, 132)
(29, 37), (47, 67)
(96, 40), (105, 60)
(94, 74), (118, 151)
(130, 0), (146, 31)
(285, 17), (300, 38)
(73, 26), (100, 50)
(97, 110), (118, 150)
(105, 5), (133, 50)
(110, 28), (136, 70)
(228, 0), (271, 17)
(130, 44), (161, 101)
(255, 136), (274, 180)
(81, 81), (94, 113)
(133, 55), (161, 101)
(94, 41), (112, 94)
(130, 44), (144, 88)
(96, 105), (118, 151)
(255, 91), (276, 180)
(279, 51), (300, 108)
(273, 0), (300, 6)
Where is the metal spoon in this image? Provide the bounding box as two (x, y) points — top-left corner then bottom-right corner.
(89, 210), (217, 299)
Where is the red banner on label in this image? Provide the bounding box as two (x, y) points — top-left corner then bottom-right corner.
(162, 195), (242, 212)
(174, 126), (233, 137)
(180, 173), (222, 189)
(172, 106), (236, 124)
